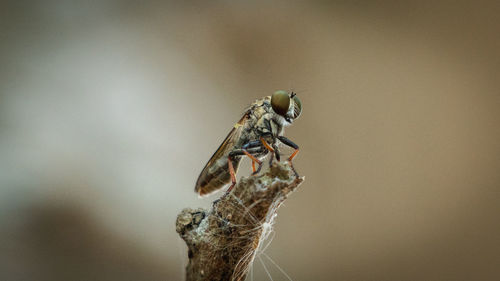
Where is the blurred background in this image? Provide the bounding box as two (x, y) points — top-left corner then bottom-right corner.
(1, 0), (499, 280)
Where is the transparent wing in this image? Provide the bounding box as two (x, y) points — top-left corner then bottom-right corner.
(195, 112), (249, 195)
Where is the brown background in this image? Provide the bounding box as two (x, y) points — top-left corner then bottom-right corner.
(1, 1), (499, 280)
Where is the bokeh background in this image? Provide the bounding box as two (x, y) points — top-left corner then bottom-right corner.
(1, 1), (499, 280)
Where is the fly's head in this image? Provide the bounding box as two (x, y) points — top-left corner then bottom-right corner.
(270, 90), (302, 126)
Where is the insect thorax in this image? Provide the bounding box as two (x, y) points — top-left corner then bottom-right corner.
(237, 98), (284, 149)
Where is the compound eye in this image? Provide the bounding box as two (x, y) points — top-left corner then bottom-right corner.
(271, 90), (290, 116)
(292, 95), (302, 119)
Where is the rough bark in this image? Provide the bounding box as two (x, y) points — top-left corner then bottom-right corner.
(176, 162), (304, 281)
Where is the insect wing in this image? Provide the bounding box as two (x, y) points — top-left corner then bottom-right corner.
(195, 113), (249, 195)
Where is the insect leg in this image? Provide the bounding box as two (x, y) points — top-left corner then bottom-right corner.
(248, 146), (266, 175)
(272, 143), (280, 162)
(242, 140), (261, 149)
(277, 136), (299, 160)
(226, 156), (237, 193)
(226, 146), (263, 194)
(277, 136), (300, 177)
(230, 146), (266, 176)
(260, 137), (280, 166)
(267, 144), (281, 166)
(242, 140), (262, 172)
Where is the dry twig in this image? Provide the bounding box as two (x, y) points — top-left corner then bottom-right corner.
(176, 162), (304, 281)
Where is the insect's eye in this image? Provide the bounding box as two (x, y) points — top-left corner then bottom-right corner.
(292, 95), (302, 119)
(271, 90), (290, 116)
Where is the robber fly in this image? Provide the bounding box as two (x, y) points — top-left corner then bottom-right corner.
(195, 90), (302, 196)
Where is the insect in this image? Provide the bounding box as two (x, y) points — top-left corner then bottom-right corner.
(195, 90), (302, 196)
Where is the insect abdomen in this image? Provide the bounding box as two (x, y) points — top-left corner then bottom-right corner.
(195, 157), (241, 196)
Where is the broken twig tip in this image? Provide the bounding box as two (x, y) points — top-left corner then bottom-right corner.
(176, 162), (304, 281)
